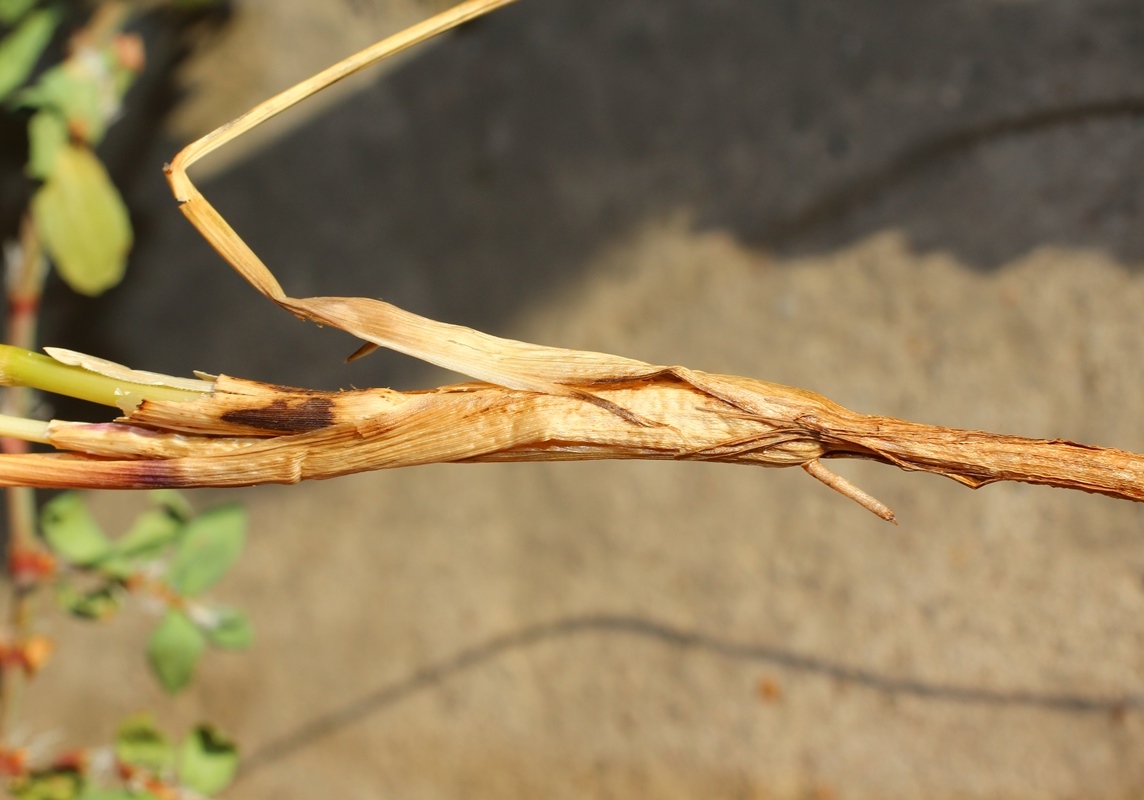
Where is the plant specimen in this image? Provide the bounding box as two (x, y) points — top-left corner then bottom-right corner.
(0, 0), (1139, 527)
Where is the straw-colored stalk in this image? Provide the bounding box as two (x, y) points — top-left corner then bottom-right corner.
(0, 0), (1141, 522)
(0, 344), (1142, 524)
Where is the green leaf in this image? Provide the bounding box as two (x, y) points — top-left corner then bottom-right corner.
(115, 508), (181, 561)
(58, 583), (122, 620)
(76, 791), (148, 800)
(88, 554), (134, 581)
(177, 726), (238, 796)
(10, 770), (82, 800)
(92, 506), (184, 580)
(115, 714), (174, 772)
(149, 489), (193, 522)
(166, 505), (245, 597)
(27, 108), (67, 179)
(31, 143), (132, 296)
(16, 60), (105, 143)
(203, 607), (253, 650)
(41, 492), (112, 566)
(146, 610), (206, 694)
(0, 8), (58, 102)
(0, 0), (38, 25)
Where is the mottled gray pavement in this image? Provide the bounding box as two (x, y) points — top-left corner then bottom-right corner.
(23, 1), (1144, 797)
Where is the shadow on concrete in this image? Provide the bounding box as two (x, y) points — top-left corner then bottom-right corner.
(237, 612), (1143, 783)
(41, 0), (1144, 390)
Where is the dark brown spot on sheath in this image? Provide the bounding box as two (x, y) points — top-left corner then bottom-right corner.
(220, 397), (336, 434)
(125, 462), (195, 488)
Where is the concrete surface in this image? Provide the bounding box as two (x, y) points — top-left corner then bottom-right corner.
(16, 0), (1144, 797)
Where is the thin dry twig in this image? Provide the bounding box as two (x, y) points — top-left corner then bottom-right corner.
(0, 0), (1140, 523)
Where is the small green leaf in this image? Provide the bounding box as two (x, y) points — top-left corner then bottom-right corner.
(31, 143), (132, 296)
(10, 769), (82, 800)
(149, 489), (193, 522)
(88, 554), (134, 581)
(0, 8), (58, 102)
(27, 108), (67, 179)
(177, 725), (238, 796)
(76, 791), (147, 800)
(58, 583), (122, 620)
(115, 508), (181, 561)
(166, 505), (245, 597)
(203, 607), (253, 650)
(115, 714), (174, 772)
(16, 60), (106, 143)
(0, 0), (38, 25)
(147, 610), (206, 694)
(41, 492), (112, 566)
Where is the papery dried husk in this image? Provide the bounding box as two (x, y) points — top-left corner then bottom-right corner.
(0, 366), (1138, 525)
(0, 0), (1138, 521)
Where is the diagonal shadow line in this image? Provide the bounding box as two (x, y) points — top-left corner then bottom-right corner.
(238, 613), (1144, 780)
(759, 97), (1144, 246)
